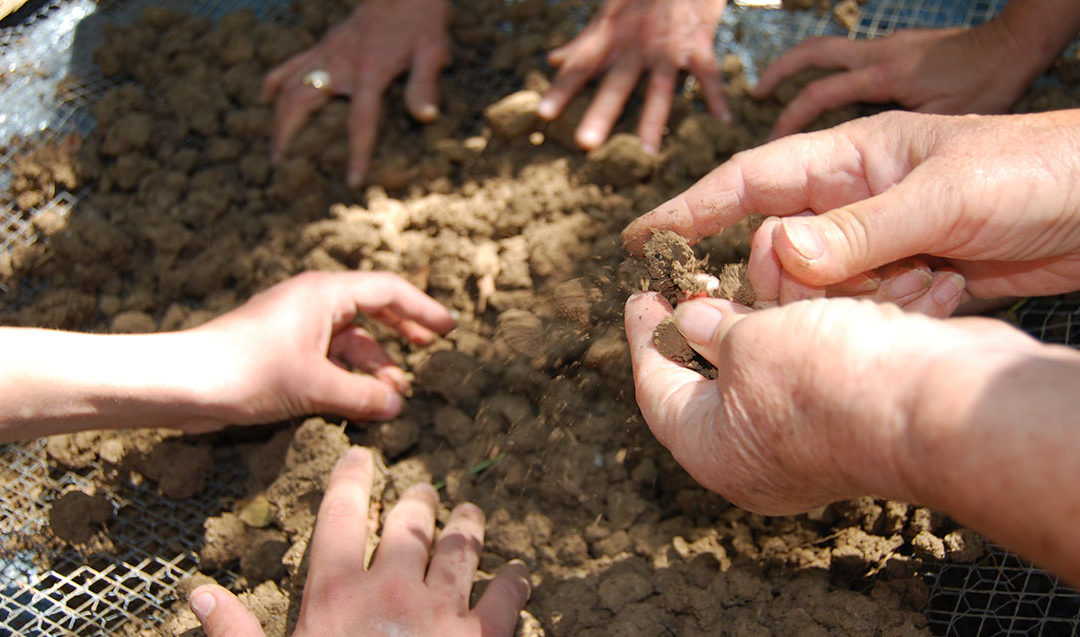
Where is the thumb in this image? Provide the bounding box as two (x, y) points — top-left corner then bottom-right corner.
(672, 298), (753, 368)
(772, 182), (940, 287)
(189, 584), (266, 637)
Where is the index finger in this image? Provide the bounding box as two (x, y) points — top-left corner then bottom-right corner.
(327, 271), (456, 338)
(752, 36), (858, 98)
(621, 129), (874, 253)
(305, 447), (375, 591)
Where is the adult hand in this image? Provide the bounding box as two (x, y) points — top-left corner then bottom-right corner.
(261, 0), (450, 187)
(187, 271), (456, 432)
(754, 0), (1080, 141)
(538, 0), (730, 154)
(623, 291), (1028, 513)
(753, 25), (1033, 140)
(190, 447), (531, 636)
(623, 110), (1080, 307)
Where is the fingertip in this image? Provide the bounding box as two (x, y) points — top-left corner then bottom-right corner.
(382, 390), (404, 419)
(777, 218), (826, 263)
(575, 125), (604, 150)
(672, 298), (728, 347)
(537, 96), (558, 120)
(189, 586), (217, 623)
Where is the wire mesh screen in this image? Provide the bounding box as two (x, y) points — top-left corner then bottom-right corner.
(1, 0), (1078, 635)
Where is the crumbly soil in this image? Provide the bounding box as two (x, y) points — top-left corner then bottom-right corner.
(2, 0), (1074, 635)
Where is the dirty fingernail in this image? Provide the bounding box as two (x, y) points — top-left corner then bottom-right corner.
(673, 301), (725, 345)
(781, 220), (825, 261)
(887, 268), (932, 300)
(189, 589), (216, 622)
(932, 273), (965, 306)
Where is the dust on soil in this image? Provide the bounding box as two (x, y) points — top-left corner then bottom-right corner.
(5, 0), (1069, 634)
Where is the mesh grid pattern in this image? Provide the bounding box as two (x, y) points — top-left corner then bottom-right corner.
(1, 0), (1078, 634)
(0, 438), (246, 636)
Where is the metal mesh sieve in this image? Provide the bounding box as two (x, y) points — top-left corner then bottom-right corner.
(1, 0), (1078, 634)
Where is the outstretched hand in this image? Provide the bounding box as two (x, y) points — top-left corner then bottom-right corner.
(623, 110), (1080, 308)
(186, 271), (456, 432)
(538, 0), (729, 154)
(262, 0), (450, 187)
(753, 25), (1035, 140)
(191, 447), (531, 636)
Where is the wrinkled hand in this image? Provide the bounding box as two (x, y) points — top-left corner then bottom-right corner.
(185, 271), (455, 432)
(262, 0), (450, 187)
(624, 292), (1030, 513)
(753, 24), (1036, 140)
(538, 0), (729, 153)
(191, 447), (531, 636)
(623, 110), (1080, 308)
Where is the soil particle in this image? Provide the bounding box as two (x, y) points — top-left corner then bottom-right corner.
(587, 132), (657, 187)
(485, 90), (542, 139)
(49, 490), (112, 544)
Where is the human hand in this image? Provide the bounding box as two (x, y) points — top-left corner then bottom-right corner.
(261, 0), (450, 187)
(623, 291), (1033, 513)
(623, 110), (1080, 307)
(190, 447), (531, 636)
(184, 271), (455, 433)
(538, 0), (730, 154)
(753, 24), (1036, 140)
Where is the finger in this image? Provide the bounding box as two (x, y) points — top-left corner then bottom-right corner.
(329, 326), (410, 393)
(262, 52), (315, 102)
(307, 367), (405, 421)
(271, 84), (331, 162)
(576, 55), (643, 149)
(624, 292), (717, 440)
(405, 37), (448, 122)
(371, 482), (439, 576)
(325, 271), (457, 336)
(826, 271), (881, 297)
(688, 50), (731, 124)
(538, 34), (609, 120)
(621, 131), (871, 254)
(370, 308), (442, 345)
(752, 37), (857, 99)
(189, 584), (266, 637)
(771, 170), (948, 287)
(671, 297), (753, 369)
(768, 67), (890, 140)
(346, 75), (387, 189)
(747, 216), (783, 303)
(305, 448), (375, 593)
(637, 64), (677, 154)
(425, 503), (485, 611)
(474, 561), (532, 637)
(778, 268), (826, 305)
(897, 270), (966, 318)
(872, 260), (934, 307)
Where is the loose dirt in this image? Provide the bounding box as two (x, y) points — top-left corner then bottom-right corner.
(3, 0), (1072, 634)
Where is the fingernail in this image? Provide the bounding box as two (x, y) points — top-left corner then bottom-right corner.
(642, 141), (659, 155)
(383, 391), (403, 418)
(673, 301), (725, 345)
(189, 589), (215, 622)
(720, 109), (734, 125)
(418, 104), (439, 121)
(347, 170), (363, 190)
(887, 268), (932, 300)
(932, 273), (965, 306)
(537, 98), (556, 119)
(781, 220), (824, 261)
(577, 127), (602, 149)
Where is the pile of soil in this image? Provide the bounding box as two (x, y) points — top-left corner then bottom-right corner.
(4, 0), (1075, 634)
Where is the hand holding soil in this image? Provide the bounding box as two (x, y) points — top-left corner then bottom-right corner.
(625, 292), (1080, 586)
(537, 0), (730, 153)
(755, 0), (1080, 140)
(624, 109), (1080, 309)
(261, 0), (450, 187)
(190, 447), (531, 637)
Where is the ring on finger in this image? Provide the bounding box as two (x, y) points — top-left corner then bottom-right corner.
(302, 68), (332, 91)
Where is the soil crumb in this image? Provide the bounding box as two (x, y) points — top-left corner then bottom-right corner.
(49, 490), (113, 544)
